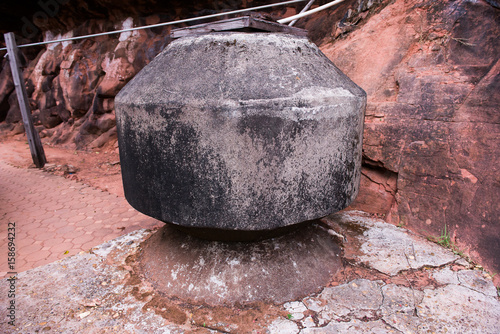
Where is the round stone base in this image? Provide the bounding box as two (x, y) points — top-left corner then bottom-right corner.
(138, 221), (343, 306)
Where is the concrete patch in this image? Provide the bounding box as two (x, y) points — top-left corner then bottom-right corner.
(387, 285), (500, 334)
(301, 319), (396, 333)
(457, 269), (498, 297)
(268, 319), (300, 334)
(338, 212), (459, 275)
(303, 279), (384, 320)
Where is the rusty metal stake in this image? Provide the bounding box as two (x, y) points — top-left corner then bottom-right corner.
(4, 32), (46, 168)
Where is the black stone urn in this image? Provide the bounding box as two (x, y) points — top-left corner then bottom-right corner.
(115, 32), (366, 233)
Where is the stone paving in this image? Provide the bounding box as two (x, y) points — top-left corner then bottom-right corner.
(0, 159), (162, 279)
(1, 212), (499, 333)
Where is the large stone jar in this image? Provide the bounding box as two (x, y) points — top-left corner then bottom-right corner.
(115, 32), (366, 232)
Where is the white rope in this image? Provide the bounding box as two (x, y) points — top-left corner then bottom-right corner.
(0, 0), (306, 51)
(288, 0), (315, 26)
(278, 0), (346, 24)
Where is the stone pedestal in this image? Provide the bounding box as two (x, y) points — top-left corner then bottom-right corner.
(115, 33), (366, 232)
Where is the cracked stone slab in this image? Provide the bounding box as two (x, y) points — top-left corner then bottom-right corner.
(457, 270), (498, 297)
(303, 279), (384, 320)
(301, 319), (397, 333)
(339, 212), (460, 275)
(432, 267), (460, 285)
(2, 214), (499, 334)
(385, 284), (500, 334)
(380, 284), (424, 316)
(268, 319), (300, 334)
(301, 316), (316, 328)
(284, 301), (308, 321)
(0, 230), (183, 334)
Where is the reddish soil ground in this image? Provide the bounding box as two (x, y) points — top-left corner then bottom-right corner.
(0, 134), (124, 197)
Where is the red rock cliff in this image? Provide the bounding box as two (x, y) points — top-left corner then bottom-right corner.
(323, 0), (499, 282)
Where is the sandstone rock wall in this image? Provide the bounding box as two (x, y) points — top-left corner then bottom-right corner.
(0, 0), (297, 148)
(322, 0), (499, 278)
(0, 16), (172, 148)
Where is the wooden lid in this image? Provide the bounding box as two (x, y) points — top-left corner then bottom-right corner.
(171, 14), (308, 38)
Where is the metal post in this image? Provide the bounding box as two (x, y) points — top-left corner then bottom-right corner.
(4, 32), (46, 168)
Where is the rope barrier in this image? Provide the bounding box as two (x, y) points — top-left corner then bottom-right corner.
(0, 0), (306, 51)
(288, 0), (316, 26)
(277, 0), (346, 24)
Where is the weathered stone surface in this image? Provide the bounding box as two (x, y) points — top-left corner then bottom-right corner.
(388, 285), (500, 334)
(338, 212), (459, 275)
(348, 165), (397, 215)
(432, 267), (460, 285)
(4, 91), (22, 124)
(0, 0), (497, 285)
(1, 212), (499, 333)
(301, 320), (394, 334)
(303, 279), (384, 321)
(97, 56), (136, 98)
(300, 316), (315, 328)
(283, 301), (308, 321)
(116, 33), (366, 231)
(457, 269), (498, 297)
(0, 230), (181, 334)
(380, 284), (424, 316)
(58, 49), (101, 117)
(0, 14), (171, 148)
(267, 319), (299, 334)
(138, 222), (343, 305)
